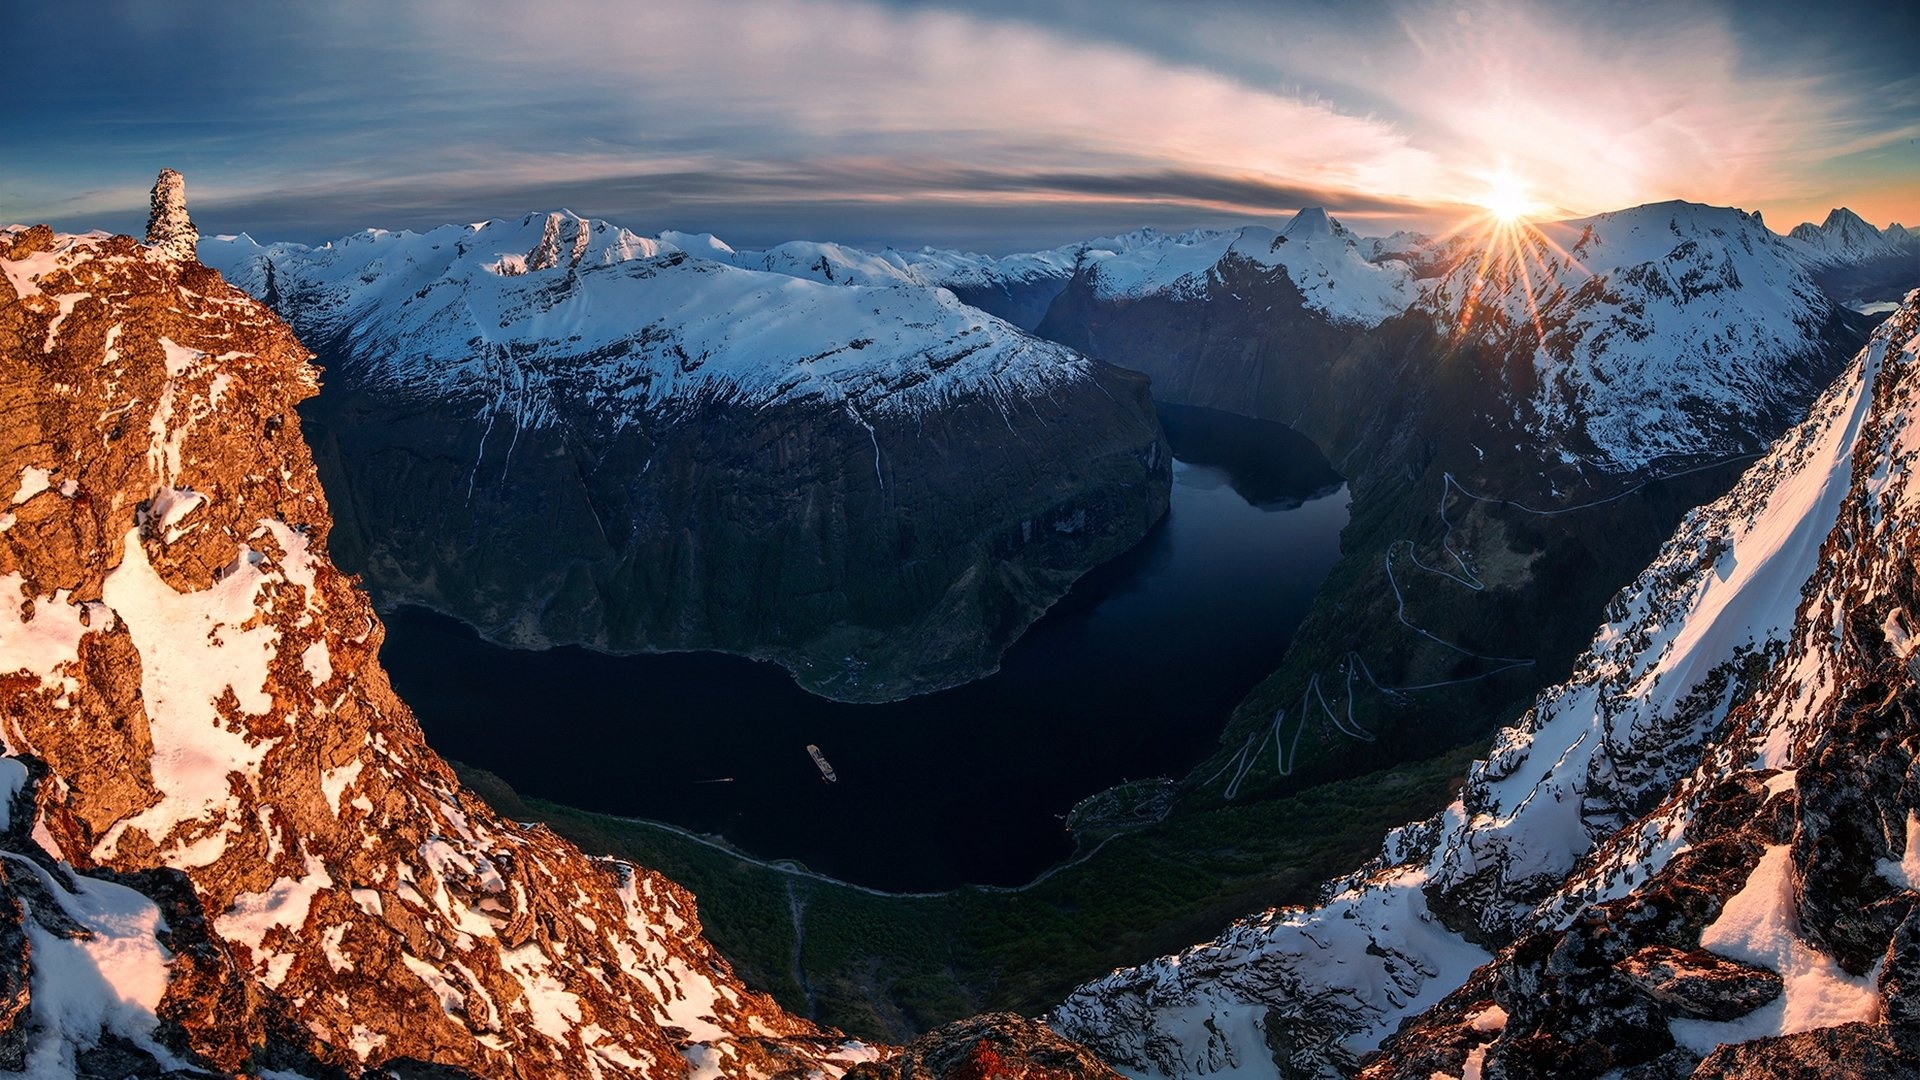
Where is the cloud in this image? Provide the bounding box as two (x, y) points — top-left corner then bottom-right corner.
(1009, 0), (1918, 219)
(6, 0), (1914, 243)
(8, 0), (1456, 241)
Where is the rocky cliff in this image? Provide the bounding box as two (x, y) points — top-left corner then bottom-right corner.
(202, 213), (1169, 703)
(1052, 294), (1920, 1078)
(0, 221), (891, 1076)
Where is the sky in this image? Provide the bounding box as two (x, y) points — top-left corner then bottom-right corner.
(5, 0), (1917, 252)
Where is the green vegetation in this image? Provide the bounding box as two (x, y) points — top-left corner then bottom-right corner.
(456, 741), (1482, 1043)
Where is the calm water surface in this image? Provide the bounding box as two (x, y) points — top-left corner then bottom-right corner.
(383, 404), (1348, 890)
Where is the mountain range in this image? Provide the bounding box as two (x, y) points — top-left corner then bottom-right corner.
(200, 211), (1170, 702)
(4, 173), (1920, 1077)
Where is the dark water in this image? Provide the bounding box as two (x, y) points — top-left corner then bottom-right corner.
(383, 404), (1348, 891)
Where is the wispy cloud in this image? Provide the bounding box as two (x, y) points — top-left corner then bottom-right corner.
(5, 0), (1914, 244)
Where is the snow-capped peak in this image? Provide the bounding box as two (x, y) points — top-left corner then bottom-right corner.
(1074, 210), (1414, 327)
(1279, 205), (1344, 240)
(1422, 198), (1838, 473)
(1786, 206), (1913, 266)
(657, 229), (737, 259)
(197, 211), (1095, 426)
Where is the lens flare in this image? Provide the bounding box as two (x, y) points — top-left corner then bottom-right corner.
(1435, 173), (1590, 355)
(1475, 168), (1541, 223)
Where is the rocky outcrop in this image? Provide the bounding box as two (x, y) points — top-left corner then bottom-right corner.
(202, 212), (1169, 702)
(1053, 296), (1920, 1077)
(0, 218), (873, 1075)
(144, 169), (196, 262)
(844, 1014), (1121, 1080)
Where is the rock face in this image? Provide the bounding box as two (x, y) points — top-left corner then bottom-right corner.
(0, 220), (879, 1076)
(201, 212), (1169, 702)
(1052, 295), (1920, 1077)
(144, 169), (197, 262)
(844, 1014), (1123, 1080)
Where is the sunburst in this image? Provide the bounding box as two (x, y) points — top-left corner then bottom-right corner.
(1474, 168), (1543, 224)
(1434, 171), (1587, 351)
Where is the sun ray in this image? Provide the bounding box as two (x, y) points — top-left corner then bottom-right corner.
(1440, 171), (1594, 355)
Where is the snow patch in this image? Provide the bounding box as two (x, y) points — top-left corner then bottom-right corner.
(3, 853), (176, 1075)
(93, 526), (291, 867)
(302, 639), (332, 687)
(0, 577), (103, 701)
(1671, 845), (1882, 1052)
(0, 757), (26, 830)
(321, 757), (363, 815)
(216, 853), (334, 988)
(1878, 812), (1920, 891)
(10, 466), (53, 505)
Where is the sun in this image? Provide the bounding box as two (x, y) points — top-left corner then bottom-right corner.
(1474, 168), (1540, 224)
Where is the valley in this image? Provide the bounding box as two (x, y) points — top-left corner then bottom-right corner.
(379, 404), (1347, 891)
(290, 200), (1899, 1051)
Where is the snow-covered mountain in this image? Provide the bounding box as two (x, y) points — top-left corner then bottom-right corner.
(659, 225), (1234, 330)
(204, 211), (1090, 421)
(1053, 294), (1920, 1077)
(200, 207), (1169, 702)
(1784, 208), (1920, 315)
(1424, 200), (1845, 474)
(1031, 207), (1426, 432)
(1082, 209), (1414, 327)
(1787, 207), (1917, 268)
(1041, 200), (1855, 483)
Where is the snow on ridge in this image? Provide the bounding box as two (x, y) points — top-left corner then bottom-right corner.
(703, 226), (1240, 294)
(198, 212), (1095, 425)
(1081, 229), (1239, 302)
(1052, 302), (1919, 1079)
(1424, 198), (1837, 473)
(1053, 861), (1492, 1078)
(1072, 208), (1415, 327)
(1225, 208), (1416, 326)
(1786, 206), (1916, 267)
(4, 851), (179, 1075)
(1433, 309), (1887, 936)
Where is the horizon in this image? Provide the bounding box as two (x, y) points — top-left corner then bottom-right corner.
(9, 193), (1907, 260)
(7, 0), (1918, 253)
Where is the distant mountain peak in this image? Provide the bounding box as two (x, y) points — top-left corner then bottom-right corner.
(1822, 205), (1874, 230)
(1281, 206), (1337, 239)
